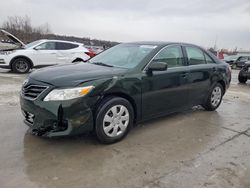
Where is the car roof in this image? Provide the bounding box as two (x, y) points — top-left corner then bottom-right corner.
(38, 39), (83, 45)
(125, 41), (203, 48)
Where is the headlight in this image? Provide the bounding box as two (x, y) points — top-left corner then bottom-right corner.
(43, 86), (94, 101)
(0, 50), (15, 55)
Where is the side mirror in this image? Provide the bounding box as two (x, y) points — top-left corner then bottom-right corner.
(147, 62), (168, 73)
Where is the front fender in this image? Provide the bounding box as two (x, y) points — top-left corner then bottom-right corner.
(82, 75), (142, 121)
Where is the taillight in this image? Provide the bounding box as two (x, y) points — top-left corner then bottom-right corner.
(85, 51), (96, 58)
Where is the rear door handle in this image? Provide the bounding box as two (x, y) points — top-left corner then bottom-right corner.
(212, 67), (216, 72)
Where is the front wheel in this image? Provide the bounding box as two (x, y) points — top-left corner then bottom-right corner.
(12, 58), (31, 73)
(95, 97), (134, 144)
(202, 83), (224, 111)
(238, 70), (248, 83)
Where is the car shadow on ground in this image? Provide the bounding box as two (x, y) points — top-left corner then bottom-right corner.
(23, 106), (208, 147)
(0, 68), (32, 75)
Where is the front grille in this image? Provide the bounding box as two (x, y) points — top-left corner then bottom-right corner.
(22, 110), (35, 125)
(22, 84), (48, 100)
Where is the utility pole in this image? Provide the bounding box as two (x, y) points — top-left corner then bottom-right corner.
(214, 35), (218, 51)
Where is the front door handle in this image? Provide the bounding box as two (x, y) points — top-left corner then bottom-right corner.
(212, 67), (216, 72)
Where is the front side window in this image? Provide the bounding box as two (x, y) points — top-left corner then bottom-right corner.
(89, 44), (157, 68)
(151, 45), (184, 68)
(36, 42), (56, 50)
(186, 46), (206, 65)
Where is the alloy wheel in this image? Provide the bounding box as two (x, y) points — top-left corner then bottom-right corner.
(15, 60), (28, 73)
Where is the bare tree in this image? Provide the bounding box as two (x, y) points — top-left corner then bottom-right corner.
(1, 15), (117, 47)
(1, 15), (51, 43)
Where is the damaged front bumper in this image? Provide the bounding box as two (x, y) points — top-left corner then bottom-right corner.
(19, 81), (97, 137)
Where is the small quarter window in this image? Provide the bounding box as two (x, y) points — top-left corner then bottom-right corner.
(186, 46), (206, 65)
(204, 53), (215, 64)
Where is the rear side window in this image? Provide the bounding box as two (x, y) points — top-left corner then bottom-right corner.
(152, 45), (184, 68)
(56, 42), (78, 50)
(186, 46), (206, 65)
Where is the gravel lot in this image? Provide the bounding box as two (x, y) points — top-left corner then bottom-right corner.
(0, 68), (249, 188)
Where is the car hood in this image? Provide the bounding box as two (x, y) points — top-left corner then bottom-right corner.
(30, 63), (128, 87)
(0, 29), (25, 48)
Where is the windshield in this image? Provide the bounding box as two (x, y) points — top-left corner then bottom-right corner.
(25, 40), (43, 49)
(89, 44), (157, 68)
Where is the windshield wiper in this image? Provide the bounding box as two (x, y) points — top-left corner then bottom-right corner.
(92, 62), (113, 67)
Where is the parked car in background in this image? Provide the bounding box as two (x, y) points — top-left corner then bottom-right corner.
(85, 45), (104, 54)
(238, 61), (250, 83)
(223, 55), (238, 65)
(85, 48), (97, 58)
(20, 42), (231, 144)
(0, 30), (91, 73)
(231, 56), (250, 69)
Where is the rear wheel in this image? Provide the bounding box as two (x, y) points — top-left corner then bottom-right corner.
(202, 83), (224, 111)
(238, 70), (248, 83)
(12, 58), (31, 73)
(95, 97), (134, 144)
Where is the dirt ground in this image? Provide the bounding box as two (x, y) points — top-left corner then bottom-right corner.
(0, 68), (249, 188)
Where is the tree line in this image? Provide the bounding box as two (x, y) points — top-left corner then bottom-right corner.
(1, 16), (118, 47)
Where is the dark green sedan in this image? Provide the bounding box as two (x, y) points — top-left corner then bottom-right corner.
(20, 42), (231, 144)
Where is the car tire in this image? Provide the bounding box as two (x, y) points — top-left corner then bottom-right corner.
(238, 70), (248, 83)
(95, 97), (134, 144)
(12, 58), (31, 73)
(202, 83), (224, 111)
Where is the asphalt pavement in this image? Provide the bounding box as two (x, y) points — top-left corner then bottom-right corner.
(0, 69), (249, 188)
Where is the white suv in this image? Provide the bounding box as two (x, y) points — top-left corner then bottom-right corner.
(0, 30), (91, 73)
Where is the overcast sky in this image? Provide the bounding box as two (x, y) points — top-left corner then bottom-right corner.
(0, 0), (250, 49)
